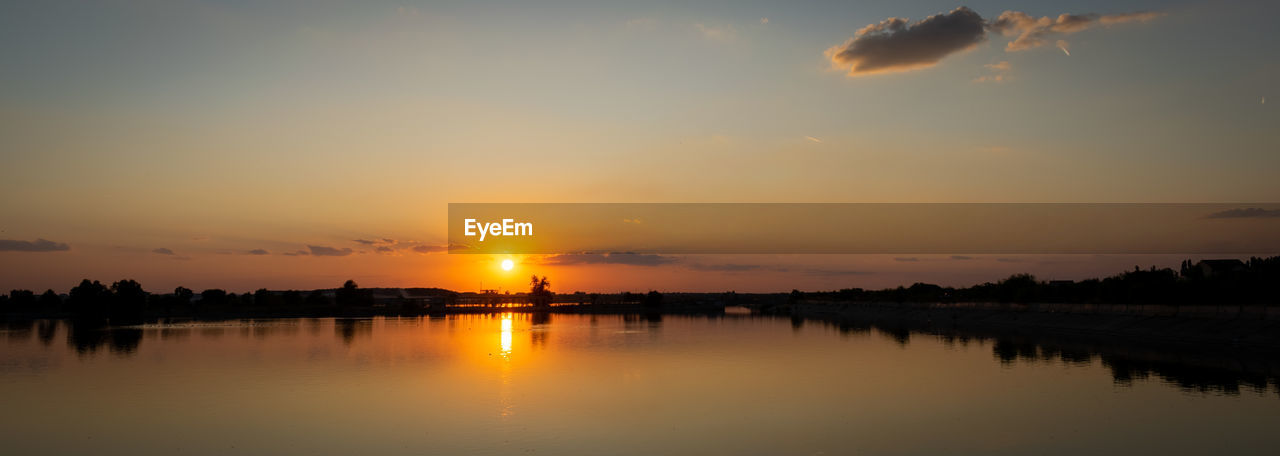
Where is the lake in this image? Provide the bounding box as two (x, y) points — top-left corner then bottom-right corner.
(1, 313), (1277, 455)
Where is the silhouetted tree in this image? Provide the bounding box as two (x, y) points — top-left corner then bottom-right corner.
(282, 290), (304, 308)
(67, 279), (110, 322)
(643, 290), (664, 308)
(110, 279), (148, 324)
(529, 275), (553, 307)
(254, 288), (275, 308)
(7, 289), (36, 312)
(200, 289), (228, 311)
(305, 289), (329, 308)
(174, 287), (193, 305)
(335, 280), (372, 309)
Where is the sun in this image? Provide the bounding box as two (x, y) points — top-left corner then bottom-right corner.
(501, 259), (515, 271)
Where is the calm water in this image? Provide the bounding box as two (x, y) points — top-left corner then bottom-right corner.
(1, 314), (1277, 455)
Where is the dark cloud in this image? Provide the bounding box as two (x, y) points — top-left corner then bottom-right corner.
(827, 7), (1162, 76)
(0, 238), (70, 252)
(374, 246), (394, 253)
(1206, 208), (1280, 219)
(282, 250), (311, 256)
(248, 249), (270, 255)
(308, 245), (353, 256)
(355, 238), (398, 246)
(541, 252), (678, 266)
(826, 6), (986, 76)
(412, 244), (448, 254)
(153, 247), (175, 255)
(950, 255), (975, 260)
(894, 257), (920, 262)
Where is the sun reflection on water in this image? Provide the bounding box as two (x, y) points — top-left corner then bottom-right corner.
(500, 314), (513, 355)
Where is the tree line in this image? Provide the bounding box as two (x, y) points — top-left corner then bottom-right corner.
(793, 256), (1280, 305)
(1, 279), (381, 323)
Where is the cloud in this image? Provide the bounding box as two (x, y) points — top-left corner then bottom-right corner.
(308, 245), (353, 256)
(1206, 208), (1280, 219)
(353, 239), (378, 245)
(950, 255), (975, 260)
(760, 17), (769, 25)
(282, 250), (311, 256)
(1098, 11), (1164, 26)
(804, 136), (823, 143)
(828, 7), (1162, 77)
(153, 247), (175, 255)
(248, 249), (270, 255)
(412, 244), (448, 254)
(541, 252), (678, 266)
(990, 10), (1164, 52)
(688, 263), (762, 272)
(894, 257), (920, 262)
(0, 238), (70, 252)
(826, 7), (987, 76)
(695, 23), (736, 41)
(973, 60), (1011, 83)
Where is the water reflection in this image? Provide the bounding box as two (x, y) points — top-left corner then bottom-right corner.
(2, 314), (1279, 455)
(64, 322), (142, 356)
(500, 314), (513, 355)
(335, 318), (372, 346)
(36, 320), (57, 346)
(805, 315), (1280, 397)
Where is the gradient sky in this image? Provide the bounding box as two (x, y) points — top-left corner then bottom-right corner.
(2, 0), (1277, 293)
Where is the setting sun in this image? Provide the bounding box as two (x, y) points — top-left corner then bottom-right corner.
(501, 259), (515, 271)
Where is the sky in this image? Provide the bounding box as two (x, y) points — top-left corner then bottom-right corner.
(1, 0), (1277, 294)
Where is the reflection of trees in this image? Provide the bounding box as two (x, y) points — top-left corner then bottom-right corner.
(879, 326), (910, 347)
(66, 323), (144, 356)
(36, 320), (58, 346)
(67, 323), (109, 355)
(807, 315), (1280, 397)
(334, 319), (372, 346)
(109, 329), (143, 355)
(6, 319), (34, 342)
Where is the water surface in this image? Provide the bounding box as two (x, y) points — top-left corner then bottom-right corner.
(1, 314), (1277, 455)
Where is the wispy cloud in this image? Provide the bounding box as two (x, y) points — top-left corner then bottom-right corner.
(695, 23), (737, 41)
(248, 249), (270, 255)
(989, 10), (1163, 52)
(804, 136), (824, 143)
(973, 60), (1011, 83)
(0, 238), (70, 252)
(540, 252), (678, 266)
(153, 247), (175, 255)
(308, 245), (353, 256)
(412, 244), (448, 254)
